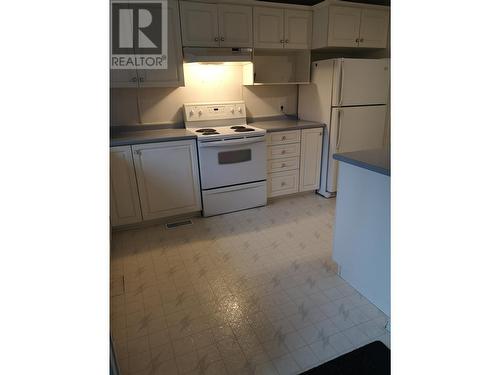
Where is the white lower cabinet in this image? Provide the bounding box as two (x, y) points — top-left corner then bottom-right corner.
(110, 146), (142, 226)
(131, 140), (202, 221)
(266, 128), (323, 198)
(268, 170), (300, 197)
(299, 128), (323, 192)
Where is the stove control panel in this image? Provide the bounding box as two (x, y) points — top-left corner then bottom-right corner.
(183, 101), (246, 122)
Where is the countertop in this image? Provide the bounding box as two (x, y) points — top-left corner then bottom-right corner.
(333, 148), (390, 176)
(249, 118), (325, 133)
(110, 128), (196, 147)
(110, 117), (325, 146)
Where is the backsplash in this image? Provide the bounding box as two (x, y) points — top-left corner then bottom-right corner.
(111, 63), (297, 126)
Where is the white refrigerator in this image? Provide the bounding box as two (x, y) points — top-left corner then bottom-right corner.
(298, 58), (390, 197)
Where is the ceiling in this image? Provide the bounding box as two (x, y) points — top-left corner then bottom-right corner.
(257, 0), (390, 6)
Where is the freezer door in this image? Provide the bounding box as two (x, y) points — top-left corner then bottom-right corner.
(332, 58), (390, 106)
(327, 105), (387, 192)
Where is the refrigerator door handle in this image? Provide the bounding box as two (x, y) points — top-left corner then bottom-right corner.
(335, 109), (343, 150)
(339, 60), (344, 106)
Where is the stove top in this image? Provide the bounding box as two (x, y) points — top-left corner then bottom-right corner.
(189, 125), (265, 140)
(183, 101), (266, 141)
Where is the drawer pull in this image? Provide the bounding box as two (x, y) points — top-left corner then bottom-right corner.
(281, 163), (286, 168)
(281, 150), (286, 154)
(281, 181), (286, 187)
(281, 136), (286, 141)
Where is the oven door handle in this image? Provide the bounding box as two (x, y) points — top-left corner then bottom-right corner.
(198, 137), (265, 148)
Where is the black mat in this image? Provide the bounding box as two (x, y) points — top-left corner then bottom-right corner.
(300, 341), (390, 375)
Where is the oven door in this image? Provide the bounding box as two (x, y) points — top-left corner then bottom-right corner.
(198, 136), (266, 189)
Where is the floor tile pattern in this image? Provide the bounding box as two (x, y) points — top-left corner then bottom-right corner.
(111, 194), (390, 375)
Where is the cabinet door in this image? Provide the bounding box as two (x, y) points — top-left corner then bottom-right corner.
(299, 128), (323, 192)
(253, 7), (284, 49)
(110, 146), (142, 226)
(284, 10), (312, 49)
(218, 4), (253, 48)
(110, 69), (139, 88)
(180, 1), (219, 47)
(327, 6), (361, 48)
(110, 5), (138, 88)
(359, 9), (389, 48)
(132, 140), (202, 221)
(137, 0), (184, 87)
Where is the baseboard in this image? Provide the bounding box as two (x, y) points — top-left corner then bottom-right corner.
(111, 211), (202, 232)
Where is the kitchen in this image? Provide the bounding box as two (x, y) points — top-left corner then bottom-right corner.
(110, 0), (390, 374)
(5, 1), (500, 374)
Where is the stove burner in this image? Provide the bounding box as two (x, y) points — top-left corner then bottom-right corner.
(230, 126), (246, 129)
(202, 132), (219, 135)
(234, 128), (255, 132)
(196, 128), (216, 133)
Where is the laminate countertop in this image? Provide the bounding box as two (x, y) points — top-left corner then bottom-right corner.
(110, 118), (324, 147)
(110, 128), (196, 147)
(333, 148), (390, 176)
(250, 119), (325, 133)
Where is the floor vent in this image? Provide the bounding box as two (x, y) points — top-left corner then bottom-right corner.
(165, 219), (193, 229)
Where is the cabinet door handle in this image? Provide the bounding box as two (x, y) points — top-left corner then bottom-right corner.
(285, 39), (289, 43)
(280, 39), (284, 43)
(359, 38), (364, 42)
(281, 181), (286, 187)
(220, 37), (225, 41)
(355, 38), (359, 43)
(281, 136), (286, 140)
(281, 163), (286, 168)
(130, 77), (137, 82)
(135, 150), (141, 156)
(214, 37), (219, 42)
(281, 150), (286, 154)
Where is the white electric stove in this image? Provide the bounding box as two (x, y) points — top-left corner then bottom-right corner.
(183, 101), (267, 217)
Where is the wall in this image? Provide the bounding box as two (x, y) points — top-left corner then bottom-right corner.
(111, 63), (298, 125)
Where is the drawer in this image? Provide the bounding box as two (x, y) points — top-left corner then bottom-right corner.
(267, 156), (300, 173)
(267, 130), (301, 145)
(268, 170), (299, 197)
(267, 143), (300, 160)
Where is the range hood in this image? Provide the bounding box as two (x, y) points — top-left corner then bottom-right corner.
(183, 47), (253, 63)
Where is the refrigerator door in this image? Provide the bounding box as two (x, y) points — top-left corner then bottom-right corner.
(332, 58), (390, 107)
(327, 105), (387, 192)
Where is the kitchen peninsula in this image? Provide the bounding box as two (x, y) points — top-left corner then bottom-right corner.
(332, 148), (390, 317)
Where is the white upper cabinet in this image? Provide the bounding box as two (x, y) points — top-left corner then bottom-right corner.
(111, 0), (184, 88)
(180, 1), (219, 47)
(218, 4), (253, 47)
(180, 1), (252, 47)
(359, 8), (389, 48)
(132, 140), (202, 221)
(284, 9), (312, 49)
(313, 4), (389, 49)
(254, 7), (311, 49)
(328, 6), (361, 48)
(110, 146), (142, 227)
(137, 0), (184, 87)
(253, 7), (284, 49)
(110, 6), (138, 88)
